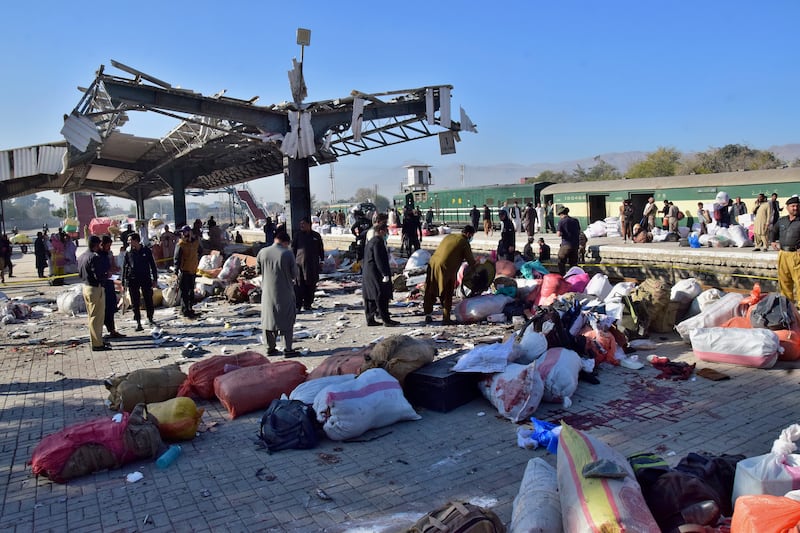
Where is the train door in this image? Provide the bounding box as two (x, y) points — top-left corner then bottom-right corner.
(587, 194), (607, 223)
(630, 193), (653, 224)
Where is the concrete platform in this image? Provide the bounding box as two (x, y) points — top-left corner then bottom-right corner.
(0, 239), (792, 532)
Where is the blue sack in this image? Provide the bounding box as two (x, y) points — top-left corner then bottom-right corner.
(688, 234), (701, 248)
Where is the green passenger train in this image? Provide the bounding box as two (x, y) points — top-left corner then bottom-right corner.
(392, 182), (552, 225)
(394, 167), (800, 229)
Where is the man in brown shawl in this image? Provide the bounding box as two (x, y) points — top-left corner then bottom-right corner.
(423, 225), (477, 325)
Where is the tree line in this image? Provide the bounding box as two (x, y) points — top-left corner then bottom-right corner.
(526, 144), (797, 184)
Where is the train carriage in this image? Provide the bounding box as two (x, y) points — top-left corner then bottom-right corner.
(541, 167), (800, 229)
(393, 181), (552, 226)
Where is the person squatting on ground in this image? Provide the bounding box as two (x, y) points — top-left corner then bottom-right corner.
(771, 195), (800, 304)
(362, 222), (399, 327)
(556, 206), (581, 276)
(123, 233), (159, 331)
(99, 236), (125, 340)
(292, 217), (325, 312)
(78, 236), (109, 351)
(497, 209), (516, 261)
(174, 225), (201, 318)
(538, 238), (551, 261)
(256, 231), (299, 356)
(423, 225), (477, 325)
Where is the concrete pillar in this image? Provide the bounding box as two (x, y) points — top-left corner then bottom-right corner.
(171, 173), (188, 227)
(283, 156), (311, 237)
(135, 189), (146, 221)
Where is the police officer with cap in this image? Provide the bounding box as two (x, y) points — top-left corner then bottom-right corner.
(771, 195), (800, 304)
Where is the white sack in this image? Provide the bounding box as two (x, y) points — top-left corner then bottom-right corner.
(511, 458), (562, 533)
(289, 374), (356, 405)
(218, 255), (242, 281)
(479, 362), (544, 423)
(690, 327), (779, 369)
(56, 285), (86, 315)
(453, 337), (514, 373)
(675, 292), (744, 342)
(536, 347), (582, 406)
(313, 368), (420, 441)
(510, 326), (548, 365)
(671, 278), (702, 304)
(585, 273), (612, 300)
(404, 249), (431, 271)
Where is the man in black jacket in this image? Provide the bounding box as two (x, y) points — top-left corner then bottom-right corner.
(362, 223), (399, 326)
(123, 233), (159, 331)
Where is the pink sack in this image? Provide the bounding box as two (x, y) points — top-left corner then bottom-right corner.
(536, 274), (565, 306)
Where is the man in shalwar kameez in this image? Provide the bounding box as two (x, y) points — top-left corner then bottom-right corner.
(256, 231), (299, 356)
(423, 225), (477, 325)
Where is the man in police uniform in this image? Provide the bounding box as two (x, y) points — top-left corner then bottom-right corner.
(771, 195), (800, 304)
(78, 236), (110, 351)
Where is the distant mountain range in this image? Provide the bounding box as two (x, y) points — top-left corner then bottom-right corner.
(316, 143), (800, 201)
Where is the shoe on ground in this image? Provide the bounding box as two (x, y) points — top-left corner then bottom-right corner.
(92, 345), (112, 352)
(267, 348), (280, 356)
(424, 315), (433, 324)
(109, 331), (126, 338)
(442, 319), (455, 326)
(383, 319), (401, 326)
(367, 320), (381, 327)
(148, 319), (157, 326)
(283, 349), (301, 358)
(135, 323), (144, 331)
(753, 247), (761, 252)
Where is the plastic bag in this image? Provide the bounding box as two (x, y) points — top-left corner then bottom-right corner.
(453, 337), (514, 373)
(520, 260), (549, 279)
(733, 424), (800, 503)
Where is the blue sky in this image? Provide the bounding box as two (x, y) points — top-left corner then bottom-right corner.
(2, 0), (799, 206)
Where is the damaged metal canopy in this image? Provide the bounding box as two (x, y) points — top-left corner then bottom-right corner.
(35, 60), (471, 203)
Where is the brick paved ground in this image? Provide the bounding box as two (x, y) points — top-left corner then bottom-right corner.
(0, 240), (796, 532)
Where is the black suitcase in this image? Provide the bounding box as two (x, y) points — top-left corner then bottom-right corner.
(404, 353), (481, 413)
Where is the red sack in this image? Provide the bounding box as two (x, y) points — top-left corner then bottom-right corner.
(494, 259), (516, 278)
(214, 360), (308, 419)
(308, 346), (371, 380)
(536, 274), (565, 306)
(177, 351), (269, 399)
(30, 405), (162, 483)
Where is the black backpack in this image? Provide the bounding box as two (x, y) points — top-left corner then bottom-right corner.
(750, 293), (795, 330)
(258, 399), (319, 453)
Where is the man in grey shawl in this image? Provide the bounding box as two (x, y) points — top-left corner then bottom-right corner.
(256, 231), (299, 357)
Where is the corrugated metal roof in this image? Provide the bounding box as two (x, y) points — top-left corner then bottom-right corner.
(0, 143), (68, 181)
(13, 147), (38, 178)
(0, 151), (10, 181)
(38, 145), (66, 174)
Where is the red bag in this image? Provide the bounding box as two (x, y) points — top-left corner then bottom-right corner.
(214, 360), (308, 419)
(308, 347), (370, 380)
(177, 351), (269, 399)
(30, 405), (162, 483)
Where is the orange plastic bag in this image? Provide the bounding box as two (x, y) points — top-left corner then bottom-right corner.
(731, 494), (800, 533)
